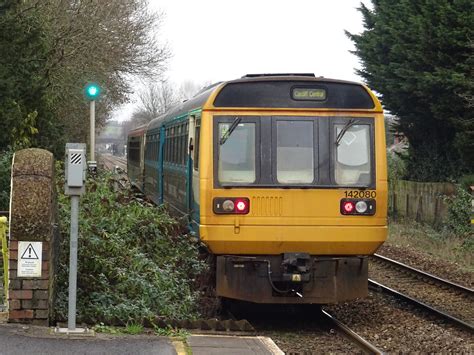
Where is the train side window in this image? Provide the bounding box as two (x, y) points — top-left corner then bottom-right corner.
(170, 136), (176, 163)
(179, 126), (184, 165)
(182, 132), (186, 165)
(156, 134), (160, 161)
(165, 128), (170, 162)
(276, 120), (315, 184)
(334, 124), (372, 185)
(180, 134), (183, 164)
(176, 130), (181, 165)
(174, 130), (179, 164)
(173, 129), (178, 164)
(194, 120), (200, 171)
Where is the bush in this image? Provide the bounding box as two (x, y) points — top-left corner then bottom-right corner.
(444, 184), (472, 237)
(0, 149), (13, 211)
(387, 152), (406, 184)
(459, 174), (474, 190)
(55, 172), (207, 324)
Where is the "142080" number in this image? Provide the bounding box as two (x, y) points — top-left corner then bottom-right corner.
(344, 190), (376, 198)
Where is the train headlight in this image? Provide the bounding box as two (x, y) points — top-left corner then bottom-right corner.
(222, 199), (235, 212)
(355, 201), (368, 213)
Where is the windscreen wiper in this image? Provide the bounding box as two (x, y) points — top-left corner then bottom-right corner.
(219, 117), (242, 145)
(335, 119), (359, 146)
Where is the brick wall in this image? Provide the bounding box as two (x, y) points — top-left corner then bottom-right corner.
(8, 241), (52, 325)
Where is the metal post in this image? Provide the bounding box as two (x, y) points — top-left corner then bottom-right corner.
(68, 195), (79, 331)
(90, 100), (95, 162)
(55, 144), (92, 336)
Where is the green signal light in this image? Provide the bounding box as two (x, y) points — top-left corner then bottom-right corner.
(85, 83), (101, 100)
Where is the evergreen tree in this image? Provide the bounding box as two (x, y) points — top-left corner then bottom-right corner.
(348, 0), (473, 181)
(0, 1), (51, 150)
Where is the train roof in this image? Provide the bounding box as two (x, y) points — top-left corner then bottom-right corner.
(146, 74), (382, 132)
(128, 124), (148, 136)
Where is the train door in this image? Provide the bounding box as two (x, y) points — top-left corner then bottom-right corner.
(188, 115), (201, 233)
(139, 134), (146, 190)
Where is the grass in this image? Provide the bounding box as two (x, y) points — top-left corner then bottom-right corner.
(153, 326), (189, 341)
(93, 322), (144, 335)
(124, 323), (144, 335)
(387, 218), (473, 272)
(92, 322), (189, 344)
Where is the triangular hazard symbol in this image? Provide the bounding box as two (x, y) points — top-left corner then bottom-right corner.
(21, 243), (39, 260)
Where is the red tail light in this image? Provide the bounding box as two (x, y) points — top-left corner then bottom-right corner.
(214, 197), (250, 214)
(340, 198), (376, 215)
(235, 200), (248, 212)
(343, 201), (355, 213)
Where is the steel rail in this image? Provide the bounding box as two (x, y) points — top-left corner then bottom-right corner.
(368, 279), (474, 333)
(321, 309), (384, 355)
(373, 254), (473, 294)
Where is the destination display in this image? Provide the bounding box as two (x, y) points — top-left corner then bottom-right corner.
(292, 87), (327, 101)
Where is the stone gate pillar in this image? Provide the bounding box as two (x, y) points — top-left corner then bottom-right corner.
(8, 148), (58, 325)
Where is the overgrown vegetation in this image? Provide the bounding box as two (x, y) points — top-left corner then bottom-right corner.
(55, 171), (207, 324)
(0, 149), (13, 211)
(444, 184), (472, 236)
(388, 218), (473, 273)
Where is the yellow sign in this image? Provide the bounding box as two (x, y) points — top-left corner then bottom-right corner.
(292, 274), (302, 282)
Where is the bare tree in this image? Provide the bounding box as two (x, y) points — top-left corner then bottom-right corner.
(27, 0), (171, 143)
(130, 80), (179, 127)
(179, 80), (212, 100)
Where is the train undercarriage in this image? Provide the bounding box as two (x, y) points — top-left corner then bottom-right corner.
(216, 253), (368, 304)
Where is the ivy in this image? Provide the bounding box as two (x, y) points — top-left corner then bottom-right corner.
(0, 149), (13, 211)
(55, 171), (207, 324)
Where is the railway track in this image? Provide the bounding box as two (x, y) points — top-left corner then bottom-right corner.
(369, 253), (474, 332)
(320, 308), (383, 354)
(99, 154), (128, 190)
(100, 154), (127, 173)
(235, 303), (383, 354)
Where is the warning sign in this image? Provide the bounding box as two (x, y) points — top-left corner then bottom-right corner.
(18, 241), (42, 277)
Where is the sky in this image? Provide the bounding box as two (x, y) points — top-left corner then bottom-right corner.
(112, 0), (369, 121)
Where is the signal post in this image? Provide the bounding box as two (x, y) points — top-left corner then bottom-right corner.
(84, 83), (101, 173)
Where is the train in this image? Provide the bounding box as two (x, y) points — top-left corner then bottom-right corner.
(127, 74), (387, 304)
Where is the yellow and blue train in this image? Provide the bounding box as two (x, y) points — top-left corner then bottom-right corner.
(127, 74), (387, 304)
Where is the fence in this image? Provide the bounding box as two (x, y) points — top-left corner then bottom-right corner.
(389, 180), (455, 225)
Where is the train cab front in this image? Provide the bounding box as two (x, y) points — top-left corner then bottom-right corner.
(198, 112), (388, 303)
(198, 77), (387, 304)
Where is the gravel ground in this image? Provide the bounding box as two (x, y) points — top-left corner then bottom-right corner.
(259, 327), (359, 355)
(325, 291), (473, 353)
(369, 258), (474, 325)
(252, 311), (361, 354)
(377, 244), (473, 288)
